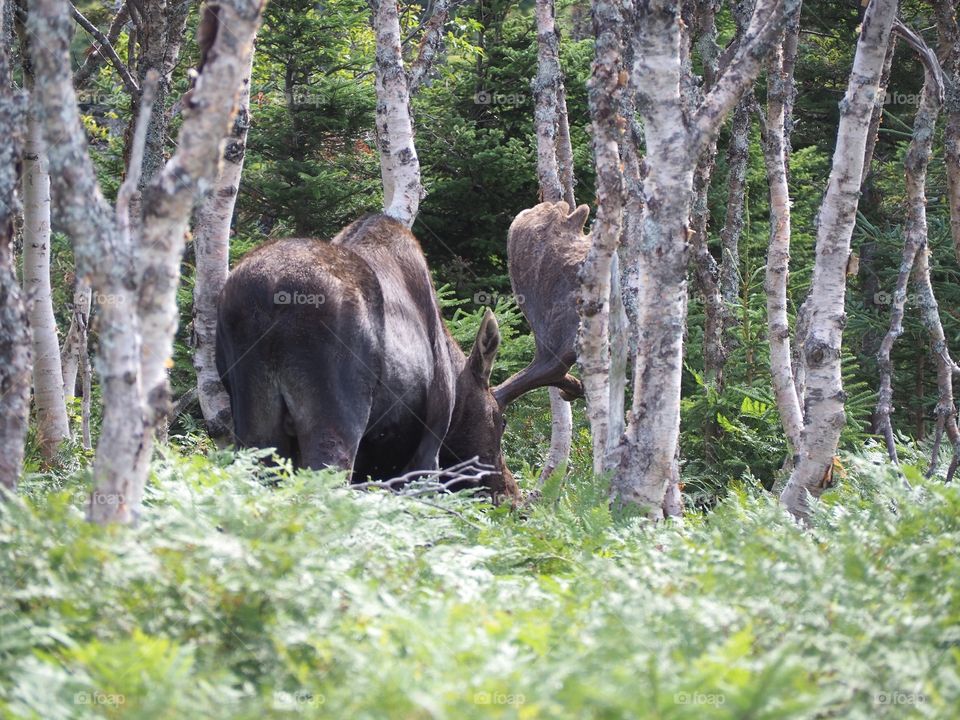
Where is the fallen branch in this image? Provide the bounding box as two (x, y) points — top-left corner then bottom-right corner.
(351, 457), (496, 496)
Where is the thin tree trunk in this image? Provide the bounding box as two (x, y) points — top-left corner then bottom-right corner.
(610, 0), (797, 518)
(580, 0), (625, 477)
(780, 0), (899, 521)
(875, 66), (941, 464)
(763, 31), (804, 454)
(372, 0), (423, 226)
(719, 97), (750, 332)
(533, 0), (575, 483)
(932, 0), (960, 263)
(193, 52), (254, 444)
(22, 109), (70, 460)
(60, 281), (90, 402)
(0, 0), (31, 492)
(913, 248), (960, 481)
(128, 0), (194, 188)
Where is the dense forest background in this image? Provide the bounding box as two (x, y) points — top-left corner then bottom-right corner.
(3, 0), (960, 716)
(51, 0), (957, 504)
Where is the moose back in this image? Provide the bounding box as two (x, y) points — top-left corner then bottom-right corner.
(216, 214), (518, 499)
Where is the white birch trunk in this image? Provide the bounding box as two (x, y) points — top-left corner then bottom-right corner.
(28, 0), (265, 524)
(762, 37), (804, 454)
(0, 0), (30, 491)
(933, 1), (960, 263)
(580, 0), (625, 477)
(60, 281), (91, 402)
(193, 51), (254, 444)
(612, 0), (798, 518)
(22, 109), (70, 461)
(780, 0), (899, 521)
(533, 0), (575, 484)
(372, 0), (423, 227)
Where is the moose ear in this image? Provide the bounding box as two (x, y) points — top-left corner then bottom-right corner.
(565, 204), (590, 233)
(469, 309), (501, 386)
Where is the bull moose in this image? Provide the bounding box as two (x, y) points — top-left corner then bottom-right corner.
(492, 200), (589, 408)
(216, 213), (518, 500)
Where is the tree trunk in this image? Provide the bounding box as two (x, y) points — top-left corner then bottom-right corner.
(128, 0), (194, 188)
(533, 0), (575, 483)
(28, 0), (265, 524)
(22, 108), (70, 461)
(932, 1), (960, 263)
(913, 245), (960, 481)
(193, 52), (254, 444)
(60, 281), (91, 402)
(0, 0), (31, 492)
(611, 0), (798, 517)
(762, 31), (804, 454)
(579, 0), (625, 477)
(780, 0), (899, 521)
(874, 66), (941, 464)
(372, 0), (423, 226)
(719, 97), (750, 333)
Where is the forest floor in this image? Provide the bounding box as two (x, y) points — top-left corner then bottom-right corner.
(1, 446), (958, 719)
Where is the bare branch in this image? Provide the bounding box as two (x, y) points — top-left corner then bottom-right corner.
(893, 19), (945, 105)
(70, 2), (139, 96)
(693, 0), (801, 151)
(73, 1), (130, 87)
(406, 0), (451, 95)
(351, 457), (497, 496)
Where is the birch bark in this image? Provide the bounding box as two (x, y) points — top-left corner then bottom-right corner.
(579, 0), (625, 476)
(780, 0), (899, 520)
(609, 0), (798, 517)
(0, 0), (30, 492)
(932, 1), (960, 263)
(28, 0), (265, 523)
(533, 0), (575, 483)
(22, 107), (70, 460)
(762, 23), (803, 454)
(372, 0), (423, 226)
(193, 52), (254, 444)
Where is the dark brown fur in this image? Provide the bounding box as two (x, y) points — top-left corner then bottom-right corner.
(216, 214), (518, 499)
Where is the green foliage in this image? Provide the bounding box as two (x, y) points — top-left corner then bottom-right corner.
(3, 449), (959, 718)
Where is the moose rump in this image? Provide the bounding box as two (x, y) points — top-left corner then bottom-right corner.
(215, 214), (516, 496)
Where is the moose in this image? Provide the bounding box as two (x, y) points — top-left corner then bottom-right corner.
(492, 200), (589, 408)
(216, 213), (518, 500)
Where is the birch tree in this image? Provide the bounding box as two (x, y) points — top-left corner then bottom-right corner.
(532, 0), (576, 482)
(372, 0), (423, 226)
(932, 0), (959, 263)
(0, 0), (30, 492)
(21, 104), (70, 460)
(579, 0), (799, 517)
(28, 0), (266, 524)
(762, 10), (804, 456)
(192, 52), (254, 444)
(872, 20), (957, 479)
(779, 0), (899, 521)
